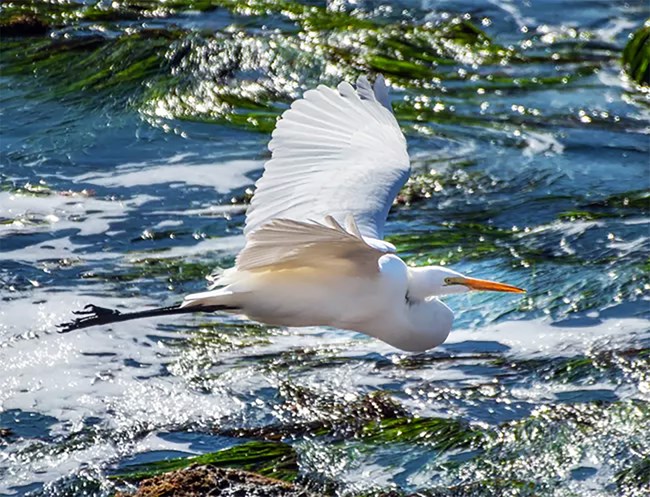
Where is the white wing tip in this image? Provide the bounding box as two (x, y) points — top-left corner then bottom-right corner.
(352, 74), (392, 111)
(371, 75), (391, 111)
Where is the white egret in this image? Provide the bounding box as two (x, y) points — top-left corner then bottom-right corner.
(59, 75), (524, 352)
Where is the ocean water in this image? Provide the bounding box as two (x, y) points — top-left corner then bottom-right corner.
(0, 1), (649, 496)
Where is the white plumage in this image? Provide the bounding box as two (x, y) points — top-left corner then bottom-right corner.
(180, 75), (525, 352)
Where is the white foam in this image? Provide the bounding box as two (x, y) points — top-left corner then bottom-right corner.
(446, 310), (649, 358)
(523, 129), (564, 157)
(0, 191), (158, 239)
(75, 158), (261, 194)
(127, 234), (246, 262)
(595, 17), (638, 41)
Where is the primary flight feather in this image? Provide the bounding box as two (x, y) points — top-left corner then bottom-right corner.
(59, 75), (524, 352)
(245, 77), (410, 240)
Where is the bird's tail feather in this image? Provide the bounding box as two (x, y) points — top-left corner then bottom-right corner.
(57, 302), (236, 333)
(181, 288), (236, 309)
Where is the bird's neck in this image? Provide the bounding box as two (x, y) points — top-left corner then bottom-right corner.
(406, 266), (441, 301)
(407, 266), (468, 299)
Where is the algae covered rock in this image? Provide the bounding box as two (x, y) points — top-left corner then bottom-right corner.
(116, 464), (315, 497)
(113, 440), (299, 483)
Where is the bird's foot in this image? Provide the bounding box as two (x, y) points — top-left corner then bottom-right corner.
(72, 304), (121, 317)
(57, 304), (121, 333)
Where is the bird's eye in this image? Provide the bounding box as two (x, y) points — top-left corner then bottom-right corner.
(444, 278), (452, 285)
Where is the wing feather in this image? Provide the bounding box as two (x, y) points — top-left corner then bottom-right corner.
(245, 75), (410, 240)
(237, 217), (394, 274)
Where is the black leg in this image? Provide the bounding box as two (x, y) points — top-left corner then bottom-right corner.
(57, 303), (236, 333)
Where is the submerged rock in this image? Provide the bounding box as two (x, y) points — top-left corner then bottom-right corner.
(0, 14), (48, 37)
(116, 464), (315, 497)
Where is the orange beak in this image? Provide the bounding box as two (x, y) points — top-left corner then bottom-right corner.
(448, 276), (526, 294)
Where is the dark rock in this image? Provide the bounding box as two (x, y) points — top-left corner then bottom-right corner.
(115, 464), (316, 497)
(0, 14), (49, 37)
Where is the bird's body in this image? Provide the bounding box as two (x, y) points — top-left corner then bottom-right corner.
(59, 75), (524, 351)
(182, 251), (452, 352)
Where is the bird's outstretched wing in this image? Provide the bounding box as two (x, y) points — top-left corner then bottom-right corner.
(237, 215), (396, 274)
(244, 75), (410, 241)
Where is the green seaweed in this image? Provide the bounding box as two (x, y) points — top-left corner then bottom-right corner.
(0, 0), (216, 27)
(0, 180), (54, 197)
(623, 21), (650, 86)
(587, 189), (650, 210)
(616, 456), (650, 492)
(388, 222), (514, 267)
(1, 30), (178, 108)
(361, 416), (484, 451)
(557, 210), (607, 221)
(558, 190), (650, 221)
(82, 257), (217, 285)
(546, 347), (650, 385)
(111, 440), (299, 482)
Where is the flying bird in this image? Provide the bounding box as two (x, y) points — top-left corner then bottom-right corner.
(59, 76), (524, 352)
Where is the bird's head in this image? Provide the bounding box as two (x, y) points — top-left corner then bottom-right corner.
(408, 266), (525, 298)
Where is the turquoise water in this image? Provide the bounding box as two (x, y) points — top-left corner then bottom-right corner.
(0, 1), (649, 496)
